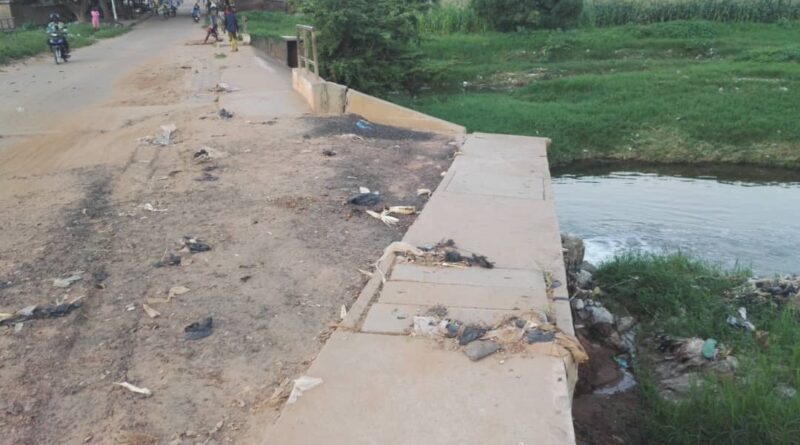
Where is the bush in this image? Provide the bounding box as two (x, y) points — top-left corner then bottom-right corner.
(471, 0), (583, 31)
(295, 0), (429, 94)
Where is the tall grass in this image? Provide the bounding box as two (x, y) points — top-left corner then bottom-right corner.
(583, 0), (800, 27)
(417, 5), (488, 35)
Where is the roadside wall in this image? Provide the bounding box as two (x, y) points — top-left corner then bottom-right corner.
(291, 67), (466, 135)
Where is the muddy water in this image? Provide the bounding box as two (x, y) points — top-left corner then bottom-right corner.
(552, 164), (800, 275)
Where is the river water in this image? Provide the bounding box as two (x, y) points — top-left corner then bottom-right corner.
(552, 164), (800, 275)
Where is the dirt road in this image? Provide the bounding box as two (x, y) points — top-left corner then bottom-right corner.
(0, 15), (455, 444)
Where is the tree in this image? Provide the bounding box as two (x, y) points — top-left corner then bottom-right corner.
(295, 0), (428, 94)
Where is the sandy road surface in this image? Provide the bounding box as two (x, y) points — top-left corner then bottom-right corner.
(0, 15), (455, 445)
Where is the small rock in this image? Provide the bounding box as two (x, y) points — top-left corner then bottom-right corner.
(580, 261), (597, 274)
(463, 340), (500, 361)
(575, 269), (593, 289)
(586, 305), (614, 325)
(571, 298), (585, 311)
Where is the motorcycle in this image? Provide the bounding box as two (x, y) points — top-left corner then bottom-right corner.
(48, 32), (69, 64)
(169, 5), (177, 16)
(192, 9), (200, 22)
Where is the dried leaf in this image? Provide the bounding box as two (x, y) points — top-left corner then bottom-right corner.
(168, 286), (190, 298)
(146, 297), (171, 305)
(340, 305), (347, 320)
(388, 206), (416, 215)
(417, 188), (432, 197)
(366, 210), (399, 226)
(142, 303), (161, 318)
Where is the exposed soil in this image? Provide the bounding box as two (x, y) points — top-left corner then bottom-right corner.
(572, 328), (643, 445)
(0, 49), (455, 444)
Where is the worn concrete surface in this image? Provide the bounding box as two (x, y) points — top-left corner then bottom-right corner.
(263, 133), (577, 444)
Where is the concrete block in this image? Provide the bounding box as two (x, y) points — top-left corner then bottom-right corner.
(378, 280), (546, 311)
(263, 332), (576, 445)
(390, 263), (546, 290)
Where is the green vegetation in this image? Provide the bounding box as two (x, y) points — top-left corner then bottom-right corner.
(0, 23), (129, 65)
(291, 0), (428, 94)
(394, 20), (800, 167)
(583, 0), (800, 27)
(417, 4), (488, 35)
(595, 253), (800, 444)
(472, 0), (583, 30)
(243, 10), (306, 38)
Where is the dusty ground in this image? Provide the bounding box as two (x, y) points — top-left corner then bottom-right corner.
(0, 43), (455, 444)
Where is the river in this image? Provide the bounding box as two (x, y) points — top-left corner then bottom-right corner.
(552, 163), (800, 275)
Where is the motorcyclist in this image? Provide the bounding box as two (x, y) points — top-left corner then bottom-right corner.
(46, 13), (70, 58)
(192, 2), (201, 20)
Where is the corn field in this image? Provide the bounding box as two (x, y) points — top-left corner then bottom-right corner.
(583, 0), (800, 26)
(417, 5), (489, 35)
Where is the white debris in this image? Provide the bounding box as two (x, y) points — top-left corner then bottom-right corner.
(53, 273), (83, 288)
(115, 381), (152, 397)
(287, 376), (323, 404)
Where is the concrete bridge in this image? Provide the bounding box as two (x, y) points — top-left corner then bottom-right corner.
(258, 59), (580, 444)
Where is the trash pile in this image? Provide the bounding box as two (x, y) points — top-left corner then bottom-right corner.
(649, 334), (739, 401)
(411, 311), (588, 364)
(407, 239), (494, 269)
(562, 234), (746, 399)
(736, 275), (800, 308)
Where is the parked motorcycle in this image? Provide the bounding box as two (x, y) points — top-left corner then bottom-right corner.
(48, 32), (69, 64)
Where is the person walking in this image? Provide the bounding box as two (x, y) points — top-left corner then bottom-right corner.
(90, 7), (101, 30)
(224, 6), (239, 52)
(203, 5), (220, 43)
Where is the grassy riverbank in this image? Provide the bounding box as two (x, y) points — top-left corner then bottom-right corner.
(245, 11), (800, 167)
(0, 23), (129, 65)
(596, 253), (800, 444)
(396, 20), (800, 167)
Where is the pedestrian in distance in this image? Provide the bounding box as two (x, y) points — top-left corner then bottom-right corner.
(224, 6), (238, 52)
(90, 7), (101, 30)
(203, 5), (220, 43)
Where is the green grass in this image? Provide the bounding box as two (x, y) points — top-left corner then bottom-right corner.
(595, 253), (800, 444)
(393, 20), (800, 167)
(242, 11), (307, 39)
(0, 23), (129, 65)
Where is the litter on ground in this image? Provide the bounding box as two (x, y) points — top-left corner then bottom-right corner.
(287, 376), (323, 404)
(115, 382), (152, 397)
